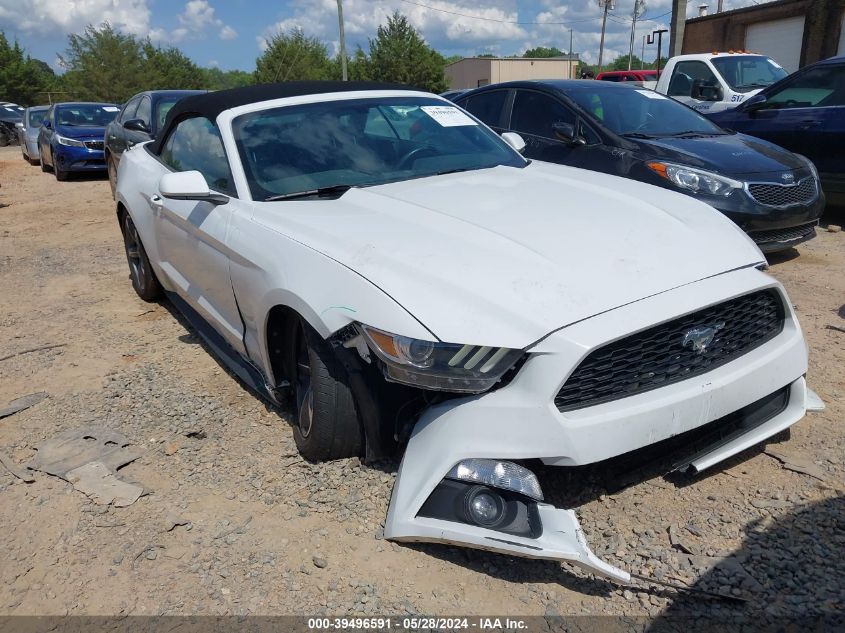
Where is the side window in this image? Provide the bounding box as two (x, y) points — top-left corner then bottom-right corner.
(135, 97), (152, 127)
(766, 66), (845, 108)
(510, 90), (576, 139)
(461, 90), (507, 127)
(160, 117), (233, 196)
(120, 97), (141, 123)
(668, 61), (718, 97)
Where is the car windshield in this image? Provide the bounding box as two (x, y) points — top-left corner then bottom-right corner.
(566, 86), (725, 137)
(232, 96), (525, 201)
(55, 104), (119, 127)
(711, 56), (788, 92)
(1, 106), (20, 116)
(27, 109), (47, 127)
(155, 97), (184, 131)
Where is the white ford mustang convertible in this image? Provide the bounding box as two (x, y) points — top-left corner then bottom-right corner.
(116, 82), (812, 582)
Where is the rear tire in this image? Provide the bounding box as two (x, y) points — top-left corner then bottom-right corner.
(292, 320), (362, 461)
(121, 212), (162, 302)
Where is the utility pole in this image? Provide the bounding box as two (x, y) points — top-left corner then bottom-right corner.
(640, 34), (646, 69)
(597, 0), (614, 71)
(669, 0), (688, 56)
(336, 0), (348, 81)
(628, 0), (646, 70)
(648, 28), (668, 74)
(569, 29), (574, 78)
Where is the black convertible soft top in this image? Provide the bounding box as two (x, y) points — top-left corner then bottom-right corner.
(150, 80), (415, 154)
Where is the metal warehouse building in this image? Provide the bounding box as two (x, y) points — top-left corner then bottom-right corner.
(445, 56), (580, 90)
(683, 0), (845, 73)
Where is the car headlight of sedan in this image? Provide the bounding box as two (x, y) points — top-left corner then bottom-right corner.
(646, 161), (742, 196)
(55, 134), (86, 147)
(358, 324), (523, 393)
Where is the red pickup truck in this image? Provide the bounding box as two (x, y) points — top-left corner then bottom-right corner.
(595, 70), (658, 82)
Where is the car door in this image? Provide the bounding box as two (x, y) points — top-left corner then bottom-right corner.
(155, 116), (246, 352)
(38, 106), (54, 161)
(731, 63), (845, 177)
(108, 96), (140, 159)
(456, 89), (510, 132)
(666, 60), (723, 113)
(505, 89), (607, 170)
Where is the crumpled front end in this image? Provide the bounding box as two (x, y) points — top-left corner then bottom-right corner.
(384, 266), (809, 580)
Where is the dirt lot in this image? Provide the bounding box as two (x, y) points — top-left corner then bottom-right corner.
(0, 144), (843, 620)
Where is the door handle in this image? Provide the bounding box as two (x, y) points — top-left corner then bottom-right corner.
(800, 119), (821, 129)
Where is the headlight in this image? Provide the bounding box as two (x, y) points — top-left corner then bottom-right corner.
(55, 134), (86, 147)
(647, 161), (742, 196)
(358, 324), (522, 393)
(794, 154), (819, 180)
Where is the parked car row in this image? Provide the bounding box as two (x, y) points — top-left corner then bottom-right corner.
(14, 90), (205, 188)
(112, 81), (817, 582)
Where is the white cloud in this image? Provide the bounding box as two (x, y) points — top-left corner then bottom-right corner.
(0, 0), (151, 36)
(147, 0), (237, 44)
(219, 25), (238, 40)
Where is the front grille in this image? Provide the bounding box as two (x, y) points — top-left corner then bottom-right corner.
(555, 290), (785, 412)
(747, 177), (817, 207)
(84, 140), (104, 150)
(748, 221), (817, 245)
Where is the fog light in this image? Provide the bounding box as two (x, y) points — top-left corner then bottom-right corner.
(464, 486), (505, 527)
(447, 459), (543, 500)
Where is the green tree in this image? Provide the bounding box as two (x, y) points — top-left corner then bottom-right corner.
(523, 46), (565, 58)
(58, 23), (146, 102)
(142, 41), (204, 90)
(0, 31), (55, 105)
(365, 11), (448, 92)
(254, 28), (335, 83)
(200, 67), (254, 90)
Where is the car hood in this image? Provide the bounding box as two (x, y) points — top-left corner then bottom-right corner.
(55, 125), (107, 139)
(258, 162), (764, 349)
(632, 132), (807, 176)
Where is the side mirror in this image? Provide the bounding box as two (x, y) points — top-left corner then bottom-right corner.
(501, 132), (526, 153)
(159, 171), (228, 205)
(42, 119), (51, 129)
(552, 122), (586, 146)
(691, 79), (723, 102)
(741, 94), (768, 112)
(123, 118), (150, 134)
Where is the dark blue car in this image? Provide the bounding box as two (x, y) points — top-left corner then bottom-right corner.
(454, 80), (825, 252)
(37, 102), (120, 181)
(707, 56), (845, 205)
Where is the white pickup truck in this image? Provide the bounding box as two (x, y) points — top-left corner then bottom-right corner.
(655, 52), (788, 113)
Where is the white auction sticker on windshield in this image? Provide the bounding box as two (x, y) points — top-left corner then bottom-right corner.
(102, 106), (120, 112)
(636, 90), (667, 99)
(420, 105), (477, 126)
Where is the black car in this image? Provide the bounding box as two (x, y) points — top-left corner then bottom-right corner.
(706, 55), (845, 205)
(105, 90), (206, 197)
(0, 102), (24, 147)
(454, 80), (825, 252)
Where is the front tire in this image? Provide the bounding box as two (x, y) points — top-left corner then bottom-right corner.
(292, 321), (362, 461)
(122, 213), (162, 301)
(54, 153), (69, 181)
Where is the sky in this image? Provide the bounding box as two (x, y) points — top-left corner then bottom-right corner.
(0, 0), (763, 72)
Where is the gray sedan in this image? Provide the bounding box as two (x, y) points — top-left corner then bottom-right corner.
(17, 106), (49, 164)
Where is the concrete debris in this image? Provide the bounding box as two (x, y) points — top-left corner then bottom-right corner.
(66, 461), (143, 507)
(0, 392), (48, 419)
(0, 450), (35, 483)
(764, 448), (829, 482)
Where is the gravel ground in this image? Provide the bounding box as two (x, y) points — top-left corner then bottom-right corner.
(0, 145), (843, 620)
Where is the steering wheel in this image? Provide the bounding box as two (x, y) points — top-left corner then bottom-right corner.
(396, 146), (438, 170)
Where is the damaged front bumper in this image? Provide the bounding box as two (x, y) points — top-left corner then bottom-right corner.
(384, 268), (810, 581)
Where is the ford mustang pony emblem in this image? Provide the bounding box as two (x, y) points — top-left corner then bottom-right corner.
(781, 172), (795, 184)
(682, 321), (726, 354)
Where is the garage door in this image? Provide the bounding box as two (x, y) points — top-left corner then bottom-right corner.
(745, 16), (805, 73)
